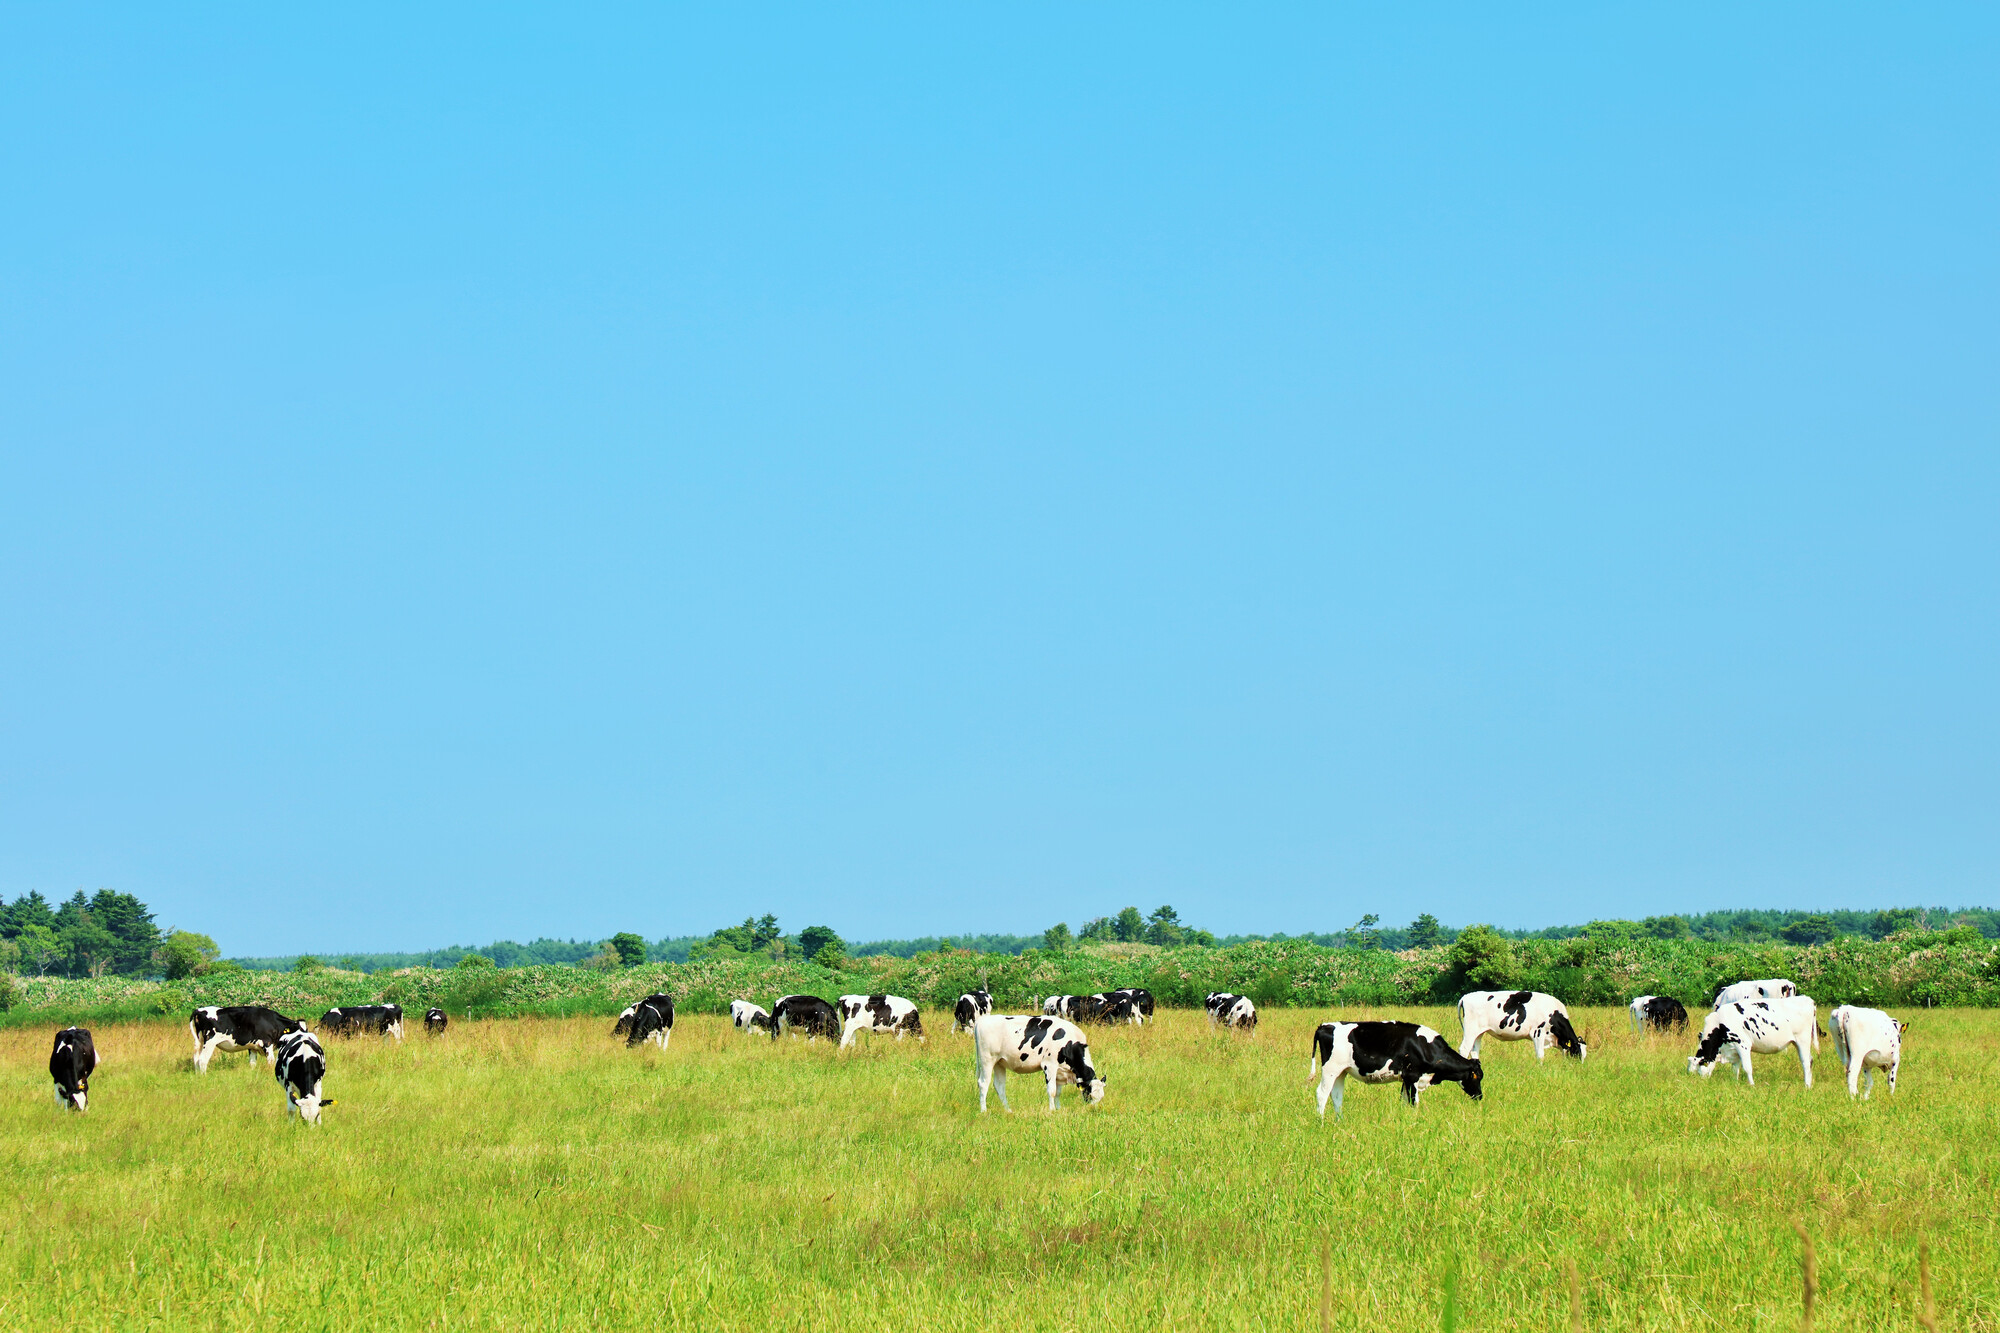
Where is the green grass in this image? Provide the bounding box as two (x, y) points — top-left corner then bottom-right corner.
(2, 1007), (1994, 1330)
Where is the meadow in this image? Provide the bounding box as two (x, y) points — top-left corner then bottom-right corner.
(2, 1007), (1995, 1332)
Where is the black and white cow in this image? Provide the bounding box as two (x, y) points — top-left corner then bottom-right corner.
(1628, 996), (1690, 1032)
(189, 1006), (308, 1073)
(272, 1028), (331, 1125)
(972, 1014), (1107, 1112)
(1095, 997), (1143, 1025)
(617, 994), (674, 1049)
(770, 994), (842, 1042)
(318, 1004), (405, 1040)
(50, 1028), (97, 1112)
(1041, 995), (1078, 1019)
(731, 1000), (773, 1034)
(424, 1008), (448, 1036)
(1830, 1005), (1906, 1099)
(1308, 1021), (1483, 1117)
(1713, 978), (1797, 1007)
(1206, 993), (1257, 1030)
(1107, 988), (1156, 1021)
(1457, 990), (1587, 1061)
(838, 994), (925, 1047)
(952, 990), (993, 1033)
(1687, 996), (1819, 1087)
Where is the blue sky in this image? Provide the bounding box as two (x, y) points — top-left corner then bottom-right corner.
(3, 8), (1996, 956)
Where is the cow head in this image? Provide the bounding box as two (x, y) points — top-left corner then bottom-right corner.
(1547, 1011), (1588, 1061)
(54, 1079), (87, 1113)
(1056, 1038), (1107, 1105)
(1688, 1021), (1733, 1076)
(1458, 1058), (1483, 1100)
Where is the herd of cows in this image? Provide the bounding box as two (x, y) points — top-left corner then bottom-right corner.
(40, 979), (1910, 1124)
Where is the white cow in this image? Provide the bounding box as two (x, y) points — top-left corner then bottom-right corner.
(1688, 996), (1819, 1087)
(1457, 990), (1587, 1061)
(838, 994), (925, 1048)
(1713, 978), (1797, 1007)
(273, 1029), (330, 1125)
(972, 1015), (1106, 1112)
(1830, 1005), (1905, 1098)
(730, 1000), (772, 1034)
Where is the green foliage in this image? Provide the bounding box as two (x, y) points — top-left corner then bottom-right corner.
(810, 940), (848, 970)
(609, 933), (647, 968)
(1112, 907), (1147, 943)
(0, 972), (16, 1012)
(797, 926), (843, 964)
(157, 931), (220, 981)
(1042, 922), (1073, 952)
(12, 925), (59, 976)
(293, 955), (323, 974)
(1407, 913), (1444, 949)
(456, 953), (497, 970)
(1436, 925), (1519, 998)
(1077, 917), (1112, 942)
(1642, 915), (1692, 940)
(1783, 914), (1838, 945)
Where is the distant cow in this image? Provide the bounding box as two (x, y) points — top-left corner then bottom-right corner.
(1107, 988), (1156, 1021)
(731, 1000), (773, 1034)
(1688, 996), (1819, 1087)
(770, 994), (842, 1042)
(1457, 991), (1587, 1061)
(612, 994), (676, 1041)
(952, 991), (993, 1032)
(1629, 996), (1690, 1032)
(1713, 978), (1797, 1007)
(50, 1028), (96, 1112)
(424, 1008), (448, 1036)
(318, 1004), (405, 1040)
(839, 994), (925, 1047)
(189, 1006), (308, 1073)
(1830, 1005), (1906, 1098)
(620, 994), (675, 1049)
(273, 1029), (331, 1125)
(1206, 993), (1257, 1031)
(1042, 995), (1076, 1019)
(1308, 1021), (1483, 1118)
(972, 1014), (1107, 1112)
(1092, 996), (1144, 1025)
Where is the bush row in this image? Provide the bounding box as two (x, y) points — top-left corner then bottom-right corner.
(5, 928), (1996, 1028)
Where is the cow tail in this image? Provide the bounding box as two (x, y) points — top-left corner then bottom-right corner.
(1306, 1027), (1330, 1082)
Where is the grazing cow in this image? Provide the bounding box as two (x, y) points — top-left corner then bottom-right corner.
(621, 994), (675, 1049)
(318, 1004), (405, 1040)
(972, 1015), (1107, 1112)
(1457, 991), (1587, 1062)
(1095, 996), (1143, 1025)
(49, 1028), (96, 1112)
(839, 994), (925, 1047)
(1629, 996), (1690, 1032)
(952, 990), (993, 1032)
(273, 1029), (331, 1125)
(1713, 978), (1797, 1007)
(189, 1006), (308, 1073)
(611, 993), (675, 1040)
(1042, 995), (1076, 1018)
(731, 1000), (773, 1034)
(1830, 1005), (1906, 1099)
(1107, 988), (1156, 1021)
(1308, 1021), (1484, 1118)
(1206, 993), (1258, 1031)
(770, 994), (842, 1042)
(1687, 997), (1820, 1087)
(424, 1008), (448, 1035)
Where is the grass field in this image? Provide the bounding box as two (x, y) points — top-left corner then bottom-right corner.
(2, 1006), (1995, 1331)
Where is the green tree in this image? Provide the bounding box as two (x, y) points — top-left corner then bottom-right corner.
(1783, 915), (1837, 945)
(810, 939), (848, 969)
(1347, 914), (1382, 950)
(293, 955), (323, 974)
(1144, 906), (1184, 947)
(1436, 924), (1519, 997)
(1077, 917), (1112, 942)
(1112, 907), (1146, 943)
(1042, 922), (1073, 951)
(753, 915), (781, 949)
(609, 933), (647, 967)
(88, 889), (159, 973)
(1641, 915), (1692, 940)
(1871, 909), (1921, 938)
(456, 953), (497, 969)
(16, 925), (59, 975)
(798, 925), (843, 963)
(63, 920), (121, 977)
(0, 890), (56, 937)
(157, 930), (220, 980)
(1407, 913), (1444, 949)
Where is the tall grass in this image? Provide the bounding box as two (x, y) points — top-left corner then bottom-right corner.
(2, 1006), (1992, 1330)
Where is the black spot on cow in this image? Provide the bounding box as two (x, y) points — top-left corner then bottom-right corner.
(1023, 1017), (1054, 1048)
(1638, 997), (1688, 1031)
(1499, 991), (1535, 1030)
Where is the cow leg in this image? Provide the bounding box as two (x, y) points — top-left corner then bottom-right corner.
(1458, 1028), (1483, 1061)
(838, 1018), (860, 1050)
(1315, 1067), (1341, 1118)
(1738, 1047), (1754, 1086)
(1532, 1030), (1547, 1061)
(1045, 1065), (1063, 1111)
(193, 1037), (225, 1073)
(1795, 1039), (1812, 1089)
(992, 1067), (1009, 1112)
(1887, 1049), (1899, 1095)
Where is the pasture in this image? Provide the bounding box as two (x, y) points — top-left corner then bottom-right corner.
(1, 1007), (1994, 1331)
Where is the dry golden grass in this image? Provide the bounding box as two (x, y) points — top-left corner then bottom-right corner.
(1, 1006), (1994, 1330)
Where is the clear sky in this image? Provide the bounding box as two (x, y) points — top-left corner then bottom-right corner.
(3, 8), (1996, 957)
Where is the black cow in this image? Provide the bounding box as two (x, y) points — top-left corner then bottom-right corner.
(952, 990), (994, 1033)
(1106, 988), (1155, 1021)
(1629, 995), (1690, 1032)
(623, 994), (675, 1049)
(190, 1006), (308, 1073)
(611, 993), (676, 1041)
(1308, 1020), (1484, 1117)
(318, 1004), (405, 1040)
(50, 1028), (97, 1111)
(770, 994), (841, 1042)
(424, 1008), (449, 1035)
(273, 1029), (331, 1125)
